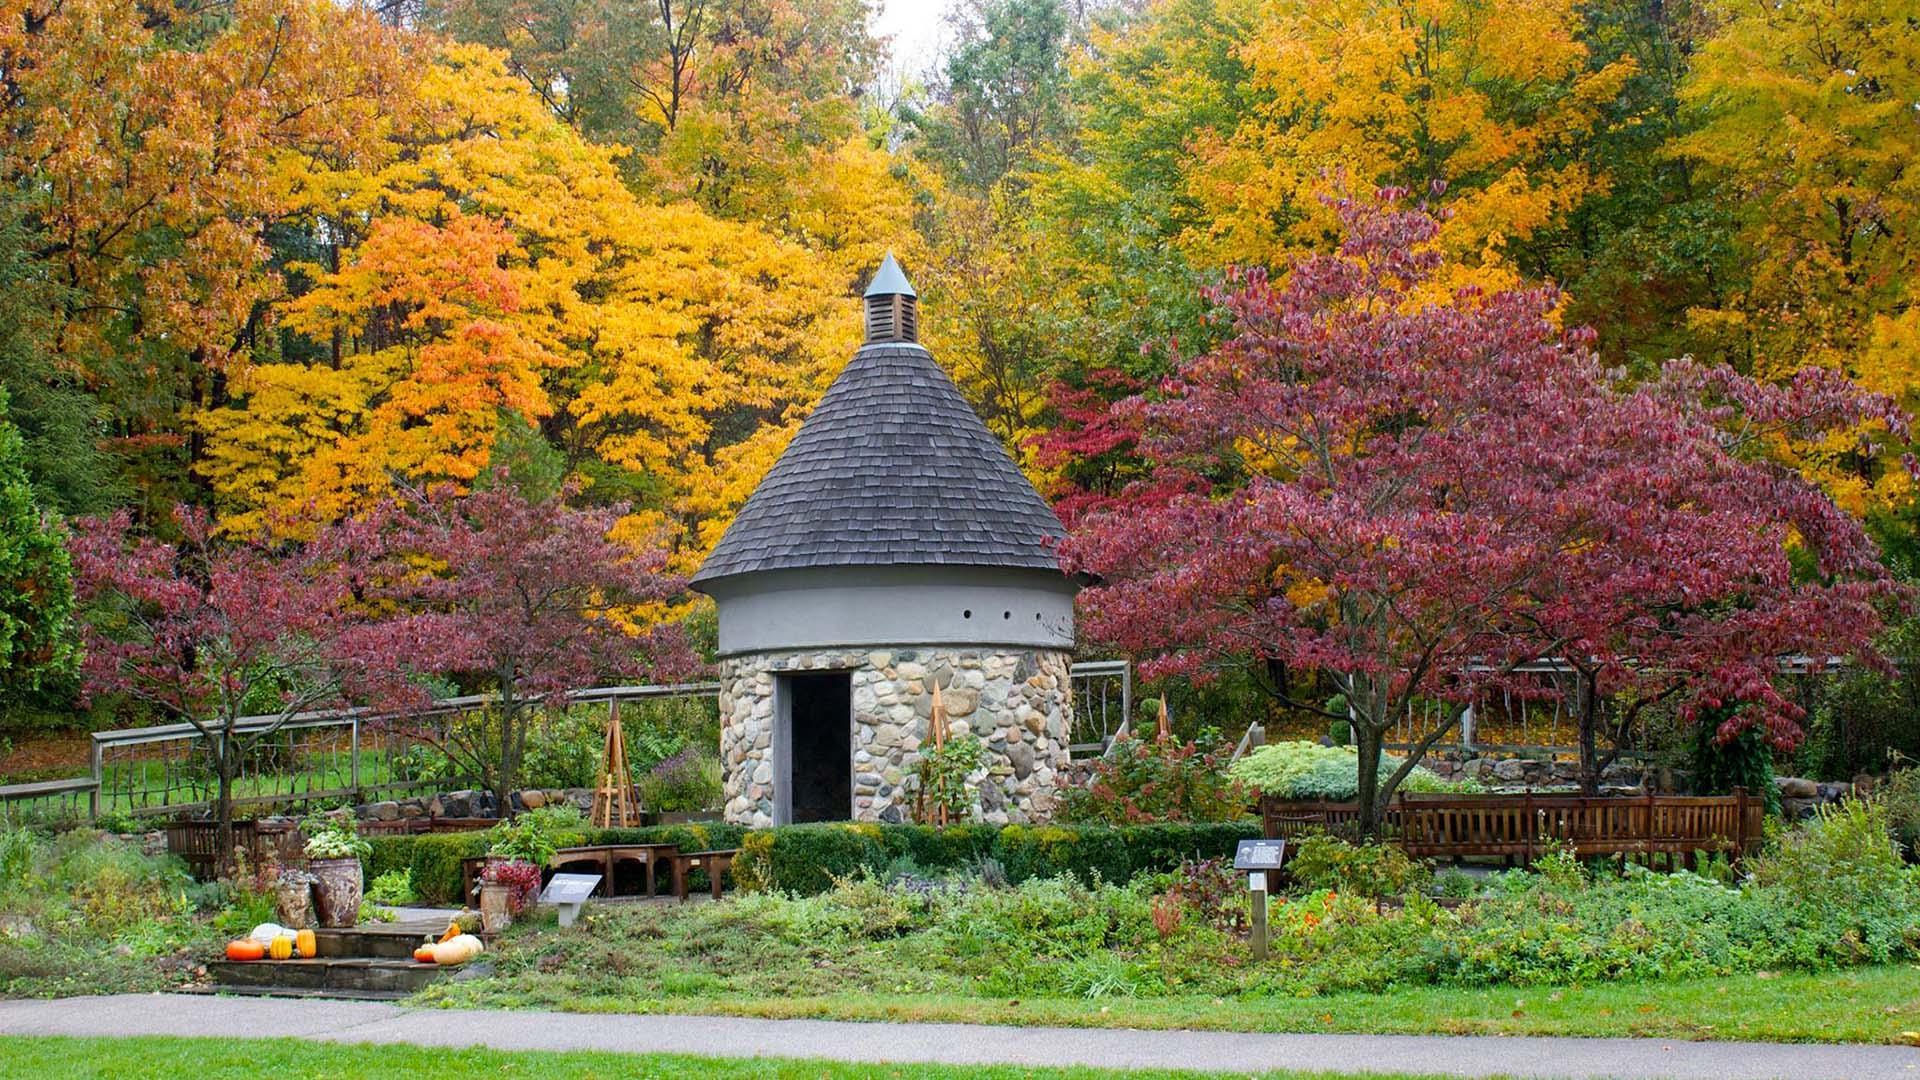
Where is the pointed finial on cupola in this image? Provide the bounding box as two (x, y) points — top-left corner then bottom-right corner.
(864, 251), (918, 344)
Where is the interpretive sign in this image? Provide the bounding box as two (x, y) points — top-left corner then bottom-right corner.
(541, 873), (601, 927)
(1233, 838), (1286, 870)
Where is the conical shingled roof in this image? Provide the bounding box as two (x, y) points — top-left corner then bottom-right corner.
(691, 338), (1067, 586)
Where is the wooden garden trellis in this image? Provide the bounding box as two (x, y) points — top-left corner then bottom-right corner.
(591, 699), (639, 828)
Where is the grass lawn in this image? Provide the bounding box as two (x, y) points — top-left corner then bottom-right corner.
(0, 1035), (1456, 1079)
(419, 964), (1920, 1045)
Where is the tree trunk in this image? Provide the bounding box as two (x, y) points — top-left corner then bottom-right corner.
(1354, 722), (1385, 838)
(215, 733), (237, 879)
(492, 702), (519, 819)
(1576, 671), (1601, 796)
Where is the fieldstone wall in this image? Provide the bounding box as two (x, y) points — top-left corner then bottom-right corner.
(719, 646), (1073, 827)
(1421, 754), (1687, 793)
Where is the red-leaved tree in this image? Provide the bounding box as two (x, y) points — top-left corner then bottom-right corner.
(70, 507), (413, 866)
(344, 479), (700, 814)
(1060, 193), (1906, 829)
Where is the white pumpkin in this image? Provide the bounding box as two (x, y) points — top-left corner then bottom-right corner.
(248, 922), (288, 945)
(430, 934), (484, 966)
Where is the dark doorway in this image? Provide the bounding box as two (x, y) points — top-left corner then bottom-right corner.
(782, 673), (852, 823)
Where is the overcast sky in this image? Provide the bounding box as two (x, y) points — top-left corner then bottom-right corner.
(874, 0), (959, 84)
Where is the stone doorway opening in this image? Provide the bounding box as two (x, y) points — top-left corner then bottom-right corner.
(779, 672), (852, 823)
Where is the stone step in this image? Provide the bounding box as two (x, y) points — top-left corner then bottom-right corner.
(312, 924), (440, 960)
(210, 957), (449, 997)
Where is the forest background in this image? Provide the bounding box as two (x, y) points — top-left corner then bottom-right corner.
(1, 0), (1916, 781)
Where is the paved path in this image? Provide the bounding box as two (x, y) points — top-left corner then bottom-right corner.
(1, 994), (1916, 1079)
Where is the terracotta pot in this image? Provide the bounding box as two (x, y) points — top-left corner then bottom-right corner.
(310, 857), (363, 928)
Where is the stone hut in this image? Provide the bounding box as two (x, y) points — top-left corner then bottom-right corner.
(692, 254), (1080, 827)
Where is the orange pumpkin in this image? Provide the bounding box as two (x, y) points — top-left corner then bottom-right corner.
(268, 934), (295, 961)
(294, 929), (317, 959)
(225, 939), (266, 962)
(412, 944), (437, 964)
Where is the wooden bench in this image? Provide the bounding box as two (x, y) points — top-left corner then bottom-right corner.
(549, 843), (679, 898)
(666, 849), (739, 902)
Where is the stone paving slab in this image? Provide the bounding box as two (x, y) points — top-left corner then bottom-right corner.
(1, 993), (1917, 1079)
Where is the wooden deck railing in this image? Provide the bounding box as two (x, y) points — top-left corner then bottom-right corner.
(1262, 789), (1764, 865)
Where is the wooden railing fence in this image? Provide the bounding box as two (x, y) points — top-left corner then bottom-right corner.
(1262, 789), (1764, 867)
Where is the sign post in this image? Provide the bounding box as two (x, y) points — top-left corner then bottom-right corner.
(1233, 838), (1286, 962)
(540, 872), (602, 928)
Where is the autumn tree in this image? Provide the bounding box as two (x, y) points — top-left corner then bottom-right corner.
(0, 0), (416, 512)
(1673, 0), (1920, 516)
(425, 0), (880, 219)
(1060, 195), (1900, 829)
(904, 0), (1080, 192)
(347, 479), (699, 814)
(1521, 357), (1905, 792)
(68, 508), (406, 867)
(191, 43), (861, 574)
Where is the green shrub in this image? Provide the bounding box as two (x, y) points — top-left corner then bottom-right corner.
(1059, 735), (1249, 824)
(1229, 741), (1472, 799)
(486, 804), (588, 865)
(637, 746), (724, 814)
(1875, 767), (1920, 858)
(1746, 799), (1920, 964)
(366, 868), (417, 905)
(0, 825), (38, 892)
(913, 732), (986, 822)
(1286, 834), (1432, 897)
(301, 813), (371, 860)
(1688, 718), (1780, 814)
(364, 832), (490, 905)
(735, 823), (889, 895)
(370, 819), (1264, 902)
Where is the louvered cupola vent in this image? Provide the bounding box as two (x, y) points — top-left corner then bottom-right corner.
(863, 251), (918, 343)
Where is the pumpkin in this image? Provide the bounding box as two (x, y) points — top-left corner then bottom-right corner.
(268, 934), (296, 961)
(294, 929), (317, 959)
(430, 934), (484, 966)
(248, 922), (287, 945)
(225, 939), (266, 962)
(412, 944), (437, 964)
(437, 921), (461, 944)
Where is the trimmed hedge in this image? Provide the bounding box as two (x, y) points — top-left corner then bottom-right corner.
(735, 821), (1262, 894)
(364, 822), (751, 904)
(365, 820), (1261, 902)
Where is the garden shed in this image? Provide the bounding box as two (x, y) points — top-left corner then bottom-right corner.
(692, 254), (1080, 828)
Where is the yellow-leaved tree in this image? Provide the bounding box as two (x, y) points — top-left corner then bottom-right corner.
(1673, 0), (1920, 515)
(197, 43), (868, 571)
(1187, 0), (1637, 291)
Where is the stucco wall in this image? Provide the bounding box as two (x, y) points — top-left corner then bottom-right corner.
(718, 646), (1073, 827)
(701, 566), (1077, 656)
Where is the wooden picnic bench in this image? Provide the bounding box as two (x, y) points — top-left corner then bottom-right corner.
(666, 848), (739, 902)
(549, 843), (680, 898)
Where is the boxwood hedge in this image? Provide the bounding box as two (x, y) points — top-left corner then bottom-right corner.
(364, 820), (1259, 902)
